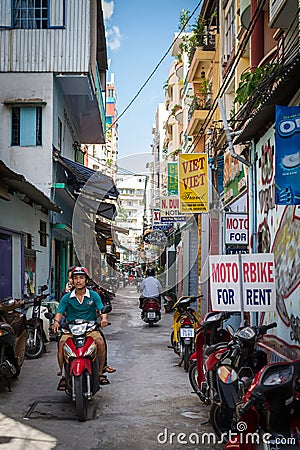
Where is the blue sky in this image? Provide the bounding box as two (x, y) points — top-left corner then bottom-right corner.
(102, 1), (201, 162)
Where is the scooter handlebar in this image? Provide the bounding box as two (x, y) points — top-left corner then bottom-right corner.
(239, 391), (264, 416)
(258, 322), (277, 336)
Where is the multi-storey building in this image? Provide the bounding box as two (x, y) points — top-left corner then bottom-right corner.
(0, 1), (118, 298)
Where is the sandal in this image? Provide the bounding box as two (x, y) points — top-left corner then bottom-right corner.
(99, 374), (110, 385)
(103, 365), (116, 374)
(57, 377), (66, 391)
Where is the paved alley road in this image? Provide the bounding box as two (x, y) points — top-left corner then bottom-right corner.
(0, 286), (221, 450)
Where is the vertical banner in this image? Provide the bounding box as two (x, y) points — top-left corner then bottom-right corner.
(167, 162), (178, 196)
(275, 105), (300, 205)
(178, 153), (208, 213)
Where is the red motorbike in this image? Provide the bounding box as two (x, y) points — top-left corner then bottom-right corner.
(60, 305), (111, 421)
(188, 311), (235, 403)
(225, 359), (300, 450)
(141, 297), (161, 327)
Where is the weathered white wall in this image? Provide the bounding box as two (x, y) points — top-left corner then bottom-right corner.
(0, 72), (54, 196)
(0, 195), (50, 297)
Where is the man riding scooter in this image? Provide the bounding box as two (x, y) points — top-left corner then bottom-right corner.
(139, 268), (162, 308)
(52, 266), (110, 389)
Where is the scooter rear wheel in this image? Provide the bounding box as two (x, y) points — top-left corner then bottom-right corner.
(74, 374), (88, 422)
(183, 345), (191, 371)
(25, 329), (44, 359)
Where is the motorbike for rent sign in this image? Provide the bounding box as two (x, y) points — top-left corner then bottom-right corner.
(178, 153), (208, 213)
(225, 212), (248, 244)
(209, 253), (276, 312)
(160, 196), (186, 222)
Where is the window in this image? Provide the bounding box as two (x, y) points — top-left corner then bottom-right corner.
(58, 118), (62, 150)
(14, 0), (48, 29)
(0, 0), (65, 29)
(39, 220), (47, 247)
(225, 2), (236, 58)
(11, 106), (42, 146)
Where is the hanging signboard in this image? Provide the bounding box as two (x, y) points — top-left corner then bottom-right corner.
(275, 105), (300, 205)
(178, 153), (208, 213)
(160, 196), (186, 222)
(209, 253), (276, 312)
(225, 212), (248, 245)
(168, 162), (178, 196)
(152, 209), (161, 226)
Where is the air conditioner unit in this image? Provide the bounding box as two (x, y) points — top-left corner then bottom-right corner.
(269, 0), (298, 28)
(221, 55), (229, 67)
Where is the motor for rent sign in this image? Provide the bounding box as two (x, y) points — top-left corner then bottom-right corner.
(209, 253), (276, 312)
(225, 213), (248, 244)
(178, 154), (208, 213)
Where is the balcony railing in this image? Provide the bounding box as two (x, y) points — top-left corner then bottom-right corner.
(189, 33), (216, 63)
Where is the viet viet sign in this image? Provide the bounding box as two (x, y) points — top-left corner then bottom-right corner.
(160, 196), (186, 222)
(225, 212), (248, 244)
(178, 153), (208, 213)
(168, 162), (178, 196)
(275, 105), (300, 205)
(209, 253), (276, 312)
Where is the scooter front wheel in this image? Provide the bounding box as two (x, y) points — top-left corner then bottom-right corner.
(25, 329), (44, 359)
(74, 374), (88, 422)
(209, 402), (234, 441)
(188, 361), (199, 393)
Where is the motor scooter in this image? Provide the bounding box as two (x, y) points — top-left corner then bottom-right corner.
(60, 304), (112, 421)
(24, 285), (53, 359)
(225, 359), (300, 450)
(0, 297), (27, 389)
(188, 310), (233, 403)
(141, 297), (161, 327)
(170, 295), (201, 371)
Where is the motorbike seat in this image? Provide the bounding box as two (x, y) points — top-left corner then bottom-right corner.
(205, 341), (228, 356)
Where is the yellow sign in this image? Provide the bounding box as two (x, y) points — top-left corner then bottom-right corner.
(178, 153), (208, 213)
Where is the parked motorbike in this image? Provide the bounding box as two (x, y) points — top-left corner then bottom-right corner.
(225, 359), (300, 450)
(0, 297), (27, 389)
(87, 280), (114, 308)
(170, 295), (201, 371)
(60, 304), (112, 421)
(188, 310), (233, 403)
(24, 285), (53, 359)
(141, 297), (161, 327)
(210, 321), (277, 439)
(162, 291), (177, 313)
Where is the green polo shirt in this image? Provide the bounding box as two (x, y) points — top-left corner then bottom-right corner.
(57, 288), (104, 322)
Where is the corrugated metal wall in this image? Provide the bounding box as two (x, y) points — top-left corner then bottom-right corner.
(0, 0), (91, 72)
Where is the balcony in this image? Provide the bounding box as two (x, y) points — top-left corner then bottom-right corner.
(188, 48), (215, 83)
(187, 95), (211, 136)
(269, 0), (298, 28)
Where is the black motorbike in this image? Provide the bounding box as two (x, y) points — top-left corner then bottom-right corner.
(209, 321), (277, 439)
(0, 297), (27, 389)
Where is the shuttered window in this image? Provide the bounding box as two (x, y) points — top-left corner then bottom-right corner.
(11, 106), (42, 146)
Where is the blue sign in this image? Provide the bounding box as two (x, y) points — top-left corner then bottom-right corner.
(275, 105), (300, 205)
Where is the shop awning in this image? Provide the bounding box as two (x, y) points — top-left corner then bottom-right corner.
(0, 160), (60, 212)
(56, 155), (119, 199)
(78, 195), (117, 221)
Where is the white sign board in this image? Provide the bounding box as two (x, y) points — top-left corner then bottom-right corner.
(160, 196), (186, 222)
(209, 253), (276, 312)
(225, 213), (248, 244)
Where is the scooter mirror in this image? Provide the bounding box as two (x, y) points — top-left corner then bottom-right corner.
(217, 365), (238, 384)
(101, 305), (112, 314)
(40, 285), (48, 292)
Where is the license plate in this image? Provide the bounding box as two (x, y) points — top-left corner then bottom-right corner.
(180, 328), (194, 338)
(180, 328), (195, 337)
(147, 312), (156, 319)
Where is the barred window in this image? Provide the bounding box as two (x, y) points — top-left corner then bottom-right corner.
(14, 0), (48, 29)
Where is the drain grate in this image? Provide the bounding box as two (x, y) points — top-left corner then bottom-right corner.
(24, 400), (98, 421)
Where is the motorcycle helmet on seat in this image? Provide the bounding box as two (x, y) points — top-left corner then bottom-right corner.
(71, 266), (90, 279)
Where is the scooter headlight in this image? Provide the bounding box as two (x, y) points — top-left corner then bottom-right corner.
(63, 343), (77, 362)
(262, 365), (294, 386)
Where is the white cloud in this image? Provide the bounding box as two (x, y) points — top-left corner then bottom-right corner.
(102, 0), (114, 20)
(106, 25), (123, 51)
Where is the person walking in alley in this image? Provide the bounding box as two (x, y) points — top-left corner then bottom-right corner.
(52, 266), (110, 389)
(139, 268), (162, 309)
